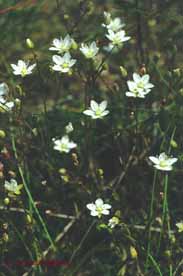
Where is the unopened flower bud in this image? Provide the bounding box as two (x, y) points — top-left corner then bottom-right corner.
(8, 170), (16, 178)
(170, 234), (176, 244)
(72, 153), (79, 166)
(26, 38), (34, 49)
(2, 233), (9, 242)
(2, 223), (8, 230)
(120, 66), (128, 77)
(130, 246), (138, 259)
(0, 130), (6, 138)
(0, 162), (4, 172)
(170, 139), (178, 148)
(64, 14), (69, 20)
(59, 168), (67, 174)
(26, 214), (32, 224)
(179, 88), (183, 96)
(72, 40), (78, 50)
(140, 64), (146, 75)
(4, 197), (10, 205)
(164, 250), (171, 258)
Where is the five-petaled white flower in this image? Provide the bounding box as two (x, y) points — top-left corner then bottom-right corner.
(86, 198), (111, 218)
(53, 135), (77, 153)
(106, 29), (130, 46)
(83, 100), (109, 119)
(65, 122), (74, 134)
(80, 41), (99, 59)
(4, 179), (23, 196)
(176, 221), (183, 233)
(149, 152), (177, 171)
(102, 12), (125, 32)
(11, 60), (36, 77)
(52, 53), (76, 73)
(49, 34), (74, 54)
(126, 73), (154, 98)
(108, 216), (120, 228)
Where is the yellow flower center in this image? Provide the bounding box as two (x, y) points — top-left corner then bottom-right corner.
(95, 109), (102, 116)
(21, 67), (27, 77)
(60, 144), (68, 151)
(87, 50), (94, 58)
(137, 81), (144, 89)
(159, 160), (167, 167)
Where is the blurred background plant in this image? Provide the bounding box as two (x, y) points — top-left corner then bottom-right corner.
(0, 0), (183, 275)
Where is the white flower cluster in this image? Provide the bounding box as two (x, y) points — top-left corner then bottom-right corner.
(102, 11), (130, 51)
(50, 34), (77, 74)
(8, 13), (179, 230)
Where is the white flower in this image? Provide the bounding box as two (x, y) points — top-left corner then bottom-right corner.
(80, 41), (99, 59)
(86, 198), (111, 218)
(53, 135), (77, 153)
(106, 29), (130, 46)
(4, 179), (23, 196)
(65, 122), (74, 134)
(149, 152), (177, 171)
(11, 60), (36, 77)
(83, 100), (109, 119)
(103, 17), (125, 32)
(49, 34), (74, 54)
(176, 221), (183, 232)
(126, 73), (154, 98)
(52, 53), (76, 73)
(108, 216), (120, 228)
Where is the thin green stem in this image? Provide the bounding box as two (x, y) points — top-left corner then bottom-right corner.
(69, 220), (96, 263)
(11, 134), (56, 251)
(157, 173), (169, 251)
(148, 253), (163, 276)
(145, 170), (157, 271)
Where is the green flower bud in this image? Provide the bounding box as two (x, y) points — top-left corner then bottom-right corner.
(164, 250), (171, 258)
(64, 14), (69, 20)
(26, 214), (32, 224)
(71, 40), (78, 50)
(148, 19), (156, 27)
(179, 88), (183, 96)
(130, 246), (138, 259)
(120, 66), (128, 77)
(4, 197), (10, 205)
(2, 233), (9, 242)
(170, 139), (178, 148)
(26, 38), (34, 49)
(0, 130), (6, 138)
(59, 168), (67, 174)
